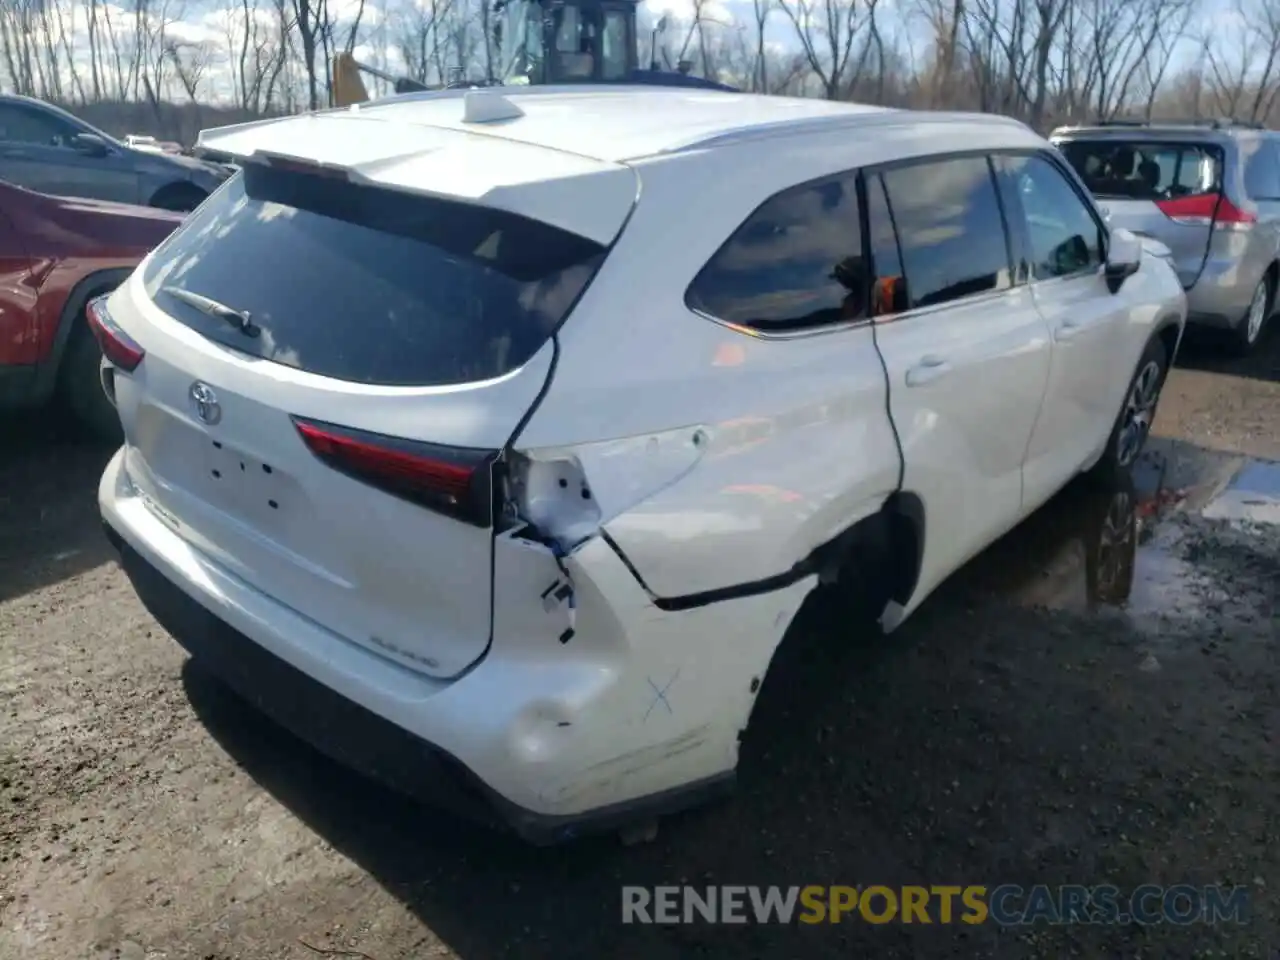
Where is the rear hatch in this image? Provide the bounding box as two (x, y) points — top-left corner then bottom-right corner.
(1056, 137), (1247, 289)
(105, 111), (636, 678)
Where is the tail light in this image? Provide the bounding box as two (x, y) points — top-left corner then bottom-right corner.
(1155, 193), (1256, 231)
(292, 417), (496, 526)
(1210, 195), (1257, 231)
(86, 296), (145, 372)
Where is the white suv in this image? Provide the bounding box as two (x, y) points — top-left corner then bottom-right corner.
(96, 87), (1186, 843)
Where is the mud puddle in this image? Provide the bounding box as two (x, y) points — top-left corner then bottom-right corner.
(953, 439), (1274, 627)
(1202, 457), (1280, 525)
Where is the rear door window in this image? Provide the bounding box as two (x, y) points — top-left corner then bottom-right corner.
(1058, 139), (1222, 201)
(878, 156), (1014, 310)
(142, 163), (608, 387)
(687, 172), (867, 332)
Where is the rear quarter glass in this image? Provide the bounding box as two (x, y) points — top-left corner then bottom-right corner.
(141, 163), (609, 387)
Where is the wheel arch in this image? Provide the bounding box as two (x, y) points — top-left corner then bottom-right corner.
(1152, 310), (1184, 368)
(791, 489), (926, 627)
(883, 490), (925, 609)
(739, 490), (925, 752)
(30, 267), (134, 404)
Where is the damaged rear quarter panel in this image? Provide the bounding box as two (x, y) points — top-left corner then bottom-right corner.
(513, 326), (902, 598)
(490, 529), (815, 815)
(475, 145), (917, 818)
(510, 151), (903, 599)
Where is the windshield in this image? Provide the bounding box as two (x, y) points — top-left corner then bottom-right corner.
(498, 0), (544, 83)
(1058, 139), (1222, 201)
(497, 1), (631, 83)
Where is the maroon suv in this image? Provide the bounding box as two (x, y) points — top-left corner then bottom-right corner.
(0, 178), (184, 438)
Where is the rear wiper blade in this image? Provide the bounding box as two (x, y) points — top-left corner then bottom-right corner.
(160, 286), (259, 337)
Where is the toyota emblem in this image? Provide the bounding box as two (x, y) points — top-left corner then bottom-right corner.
(189, 381), (222, 426)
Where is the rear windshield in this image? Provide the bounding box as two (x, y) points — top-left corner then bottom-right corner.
(142, 163), (608, 386)
(1057, 139), (1222, 201)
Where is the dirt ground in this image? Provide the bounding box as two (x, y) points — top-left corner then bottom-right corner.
(1, 329), (1277, 960)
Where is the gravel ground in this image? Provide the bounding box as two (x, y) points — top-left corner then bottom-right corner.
(1, 331), (1277, 960)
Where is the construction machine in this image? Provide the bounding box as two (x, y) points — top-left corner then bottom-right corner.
(332, 0), (734, 107)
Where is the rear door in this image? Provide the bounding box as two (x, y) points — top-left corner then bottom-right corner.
(1056, 136), (1223, 288)
(107, 142), (633, 679)
(867, 155), (1052, 609)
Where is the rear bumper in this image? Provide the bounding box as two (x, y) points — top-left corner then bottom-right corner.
(99, 448), (796, 843)
(104, 525), (731, 842)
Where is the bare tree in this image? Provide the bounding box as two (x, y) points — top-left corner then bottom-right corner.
(392, 0), (455, 86)
(778, 0), (871, 99)
(1204, 3), (1257, 119)
(289, 0), (333, 109)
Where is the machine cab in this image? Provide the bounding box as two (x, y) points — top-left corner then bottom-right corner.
(495, 0), (638, 85)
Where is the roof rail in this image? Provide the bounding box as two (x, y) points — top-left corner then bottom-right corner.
(1091, 117), (1267, 131)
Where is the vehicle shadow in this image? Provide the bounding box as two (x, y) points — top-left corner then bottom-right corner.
(175, 464), (1258, 959)
(0, 416), (117, 606)
(179, 597), (1014, 959)
(1173, 323), (1279, 385)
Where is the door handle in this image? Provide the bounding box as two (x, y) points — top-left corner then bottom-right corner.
(905, 355), (952, 387)
(1054, 318), (1084, 341)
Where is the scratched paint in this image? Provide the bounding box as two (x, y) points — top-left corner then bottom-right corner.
(643, 668), (680, 722)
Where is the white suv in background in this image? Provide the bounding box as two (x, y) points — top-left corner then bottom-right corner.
(96, 87), (1186, 843)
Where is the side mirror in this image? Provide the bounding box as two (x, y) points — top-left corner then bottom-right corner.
(1104, 227), (1142, 294)
(71, 132), (109, 158)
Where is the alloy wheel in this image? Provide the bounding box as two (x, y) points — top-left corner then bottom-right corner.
(1245, 279), (1268, 345)
(1115, 360), (1163, 468)
(1094, 490), (1135, 603)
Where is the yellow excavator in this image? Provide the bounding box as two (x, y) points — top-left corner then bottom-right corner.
(331, 0), (732, 108)
(332, 51), (429, 106)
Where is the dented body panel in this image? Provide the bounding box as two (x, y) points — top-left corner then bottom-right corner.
(513, 149), (902, 597)
(104, 445), (811, 817)
(490, 531), (814, 812)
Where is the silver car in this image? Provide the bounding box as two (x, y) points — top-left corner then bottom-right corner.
(0, 94), (230, 211)
(1052, 120), (1279, 354)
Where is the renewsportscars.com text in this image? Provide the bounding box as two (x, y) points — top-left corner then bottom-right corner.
(621, 884), (1250, 926)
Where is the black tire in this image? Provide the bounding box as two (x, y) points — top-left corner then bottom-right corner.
(149, 183), (207, 212)
(1095, 336), (1169, 479)
(1228, 273), (1273, 356)
(1080, 473), (1137, 608)
(59, 322), (123, 444)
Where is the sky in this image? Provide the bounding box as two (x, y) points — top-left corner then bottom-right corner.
(1, 0), (1247, 106)
(43, 0), (913, 102)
